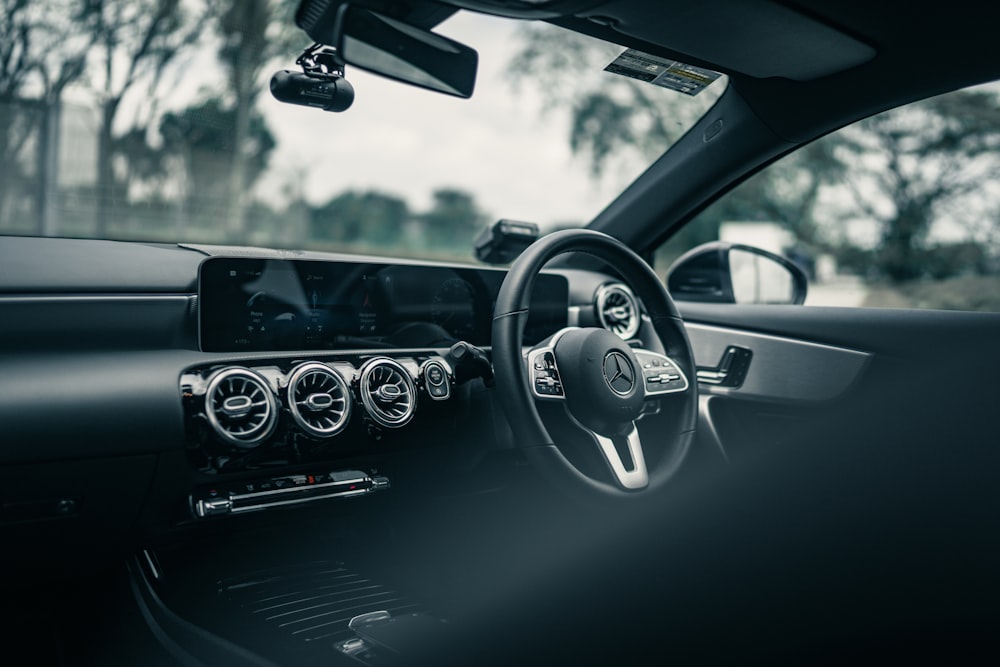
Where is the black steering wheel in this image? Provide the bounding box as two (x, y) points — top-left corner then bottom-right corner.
(492, 230), (698, 499)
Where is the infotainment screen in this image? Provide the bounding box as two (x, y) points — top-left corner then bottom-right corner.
(199, 257), (569, 352)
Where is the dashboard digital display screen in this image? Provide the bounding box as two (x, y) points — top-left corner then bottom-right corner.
(199, 257), (569, 352)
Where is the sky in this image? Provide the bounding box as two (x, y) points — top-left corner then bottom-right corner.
(254, 12), (652, 228)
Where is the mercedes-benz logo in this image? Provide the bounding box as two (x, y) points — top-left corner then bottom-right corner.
(603, 351), (635, 395)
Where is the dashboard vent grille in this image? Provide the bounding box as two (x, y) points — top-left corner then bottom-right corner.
(359, 358), (416, 429)
(596, 283), (641, 339)
(288, 363), (352, 438)
(205, 368), (278, 448)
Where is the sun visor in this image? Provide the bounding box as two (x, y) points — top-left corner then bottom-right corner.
(579, 0), (875, 80)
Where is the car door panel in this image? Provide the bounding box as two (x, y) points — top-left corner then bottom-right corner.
(686, 321), (871, 403)
(678, 302), (1000, 465)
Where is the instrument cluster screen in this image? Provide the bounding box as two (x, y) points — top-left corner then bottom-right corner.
(199, 257), (569, 352)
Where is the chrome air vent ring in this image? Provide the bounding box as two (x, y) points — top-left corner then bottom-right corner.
(596, 283), (641, 340)
(205, 367), (279, 448)
(287, 362), (352, 438)
(358, 358), (417, 429)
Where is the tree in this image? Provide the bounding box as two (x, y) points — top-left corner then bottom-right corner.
(671, 138), (847, 259)
(0, 0), (43, 185)
(507, 24), (721, 178)
(417, 188), (489, 253)
(835, 89), (1000, 281)
(86, 0), (202, 236)
(211, 0), (300, 242)
(508, 26), (1000, 283)
(0, 0), (93, 232)
(509, 23), (845, 270)
(310, 190), (411, 248)
(158, 97), (276, 232)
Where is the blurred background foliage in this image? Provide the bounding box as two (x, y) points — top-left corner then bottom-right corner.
(0, 0), (490, 260)
(509, 25), (1000, 308)
(1, 3), (999, 308)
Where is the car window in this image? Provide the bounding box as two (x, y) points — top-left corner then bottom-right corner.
(0, 7), (724, 265)
(655, 82), (1000, 312)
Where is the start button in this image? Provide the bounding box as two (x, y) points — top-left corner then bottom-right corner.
(424, 362), (450, 400)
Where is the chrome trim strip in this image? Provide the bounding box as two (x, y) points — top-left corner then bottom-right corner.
(142, 550), (161, 581)
(231, 488), (372, 513)
(348, 610), (392, 630)
(229, 476), (370, 504)
(698, 395), (731, 464)
(192, 472), (379, 517)
(591, 422), (648, 490)
(0, 295), (193, 303)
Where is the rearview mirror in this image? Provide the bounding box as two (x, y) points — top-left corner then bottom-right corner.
(666, 241), (808, 304)
(296, 2), (478, 98)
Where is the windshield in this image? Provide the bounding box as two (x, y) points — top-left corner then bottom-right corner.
(0, 3), (725, 263)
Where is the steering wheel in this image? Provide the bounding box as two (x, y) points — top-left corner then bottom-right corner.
(492, 230), (698, 499)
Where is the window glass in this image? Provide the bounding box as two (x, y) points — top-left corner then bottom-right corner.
(0, 7), (724, 265)
(656, 82), (1000, 311)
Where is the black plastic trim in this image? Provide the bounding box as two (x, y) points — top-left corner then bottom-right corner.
(127, 555), (278, 667)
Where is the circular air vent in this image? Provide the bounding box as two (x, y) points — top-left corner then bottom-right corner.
(287, 362), (352, 438)
(596, 283), (641, 339)
(205, 368), (278, 448)
(358, 358), (417, 429)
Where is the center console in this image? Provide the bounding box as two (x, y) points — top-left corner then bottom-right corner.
(180, 257), (569, 521)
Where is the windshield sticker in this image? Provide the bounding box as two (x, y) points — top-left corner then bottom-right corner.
(604, 49), (722, 96)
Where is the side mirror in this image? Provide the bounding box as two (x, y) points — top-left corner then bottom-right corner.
(666, 241), (808, 304)
(295, 2), (478, 98)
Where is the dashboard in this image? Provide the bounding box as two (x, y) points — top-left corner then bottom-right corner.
(0, 235), (883, 616)
(180, 255), (588, 519)
(1, 238), (648, 533)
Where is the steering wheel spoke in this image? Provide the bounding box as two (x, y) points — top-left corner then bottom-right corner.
(582, 421), (648, 490)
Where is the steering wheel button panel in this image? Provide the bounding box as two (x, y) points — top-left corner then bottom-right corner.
(634, 350), (689, 396)
(527, 348), (565, 400)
